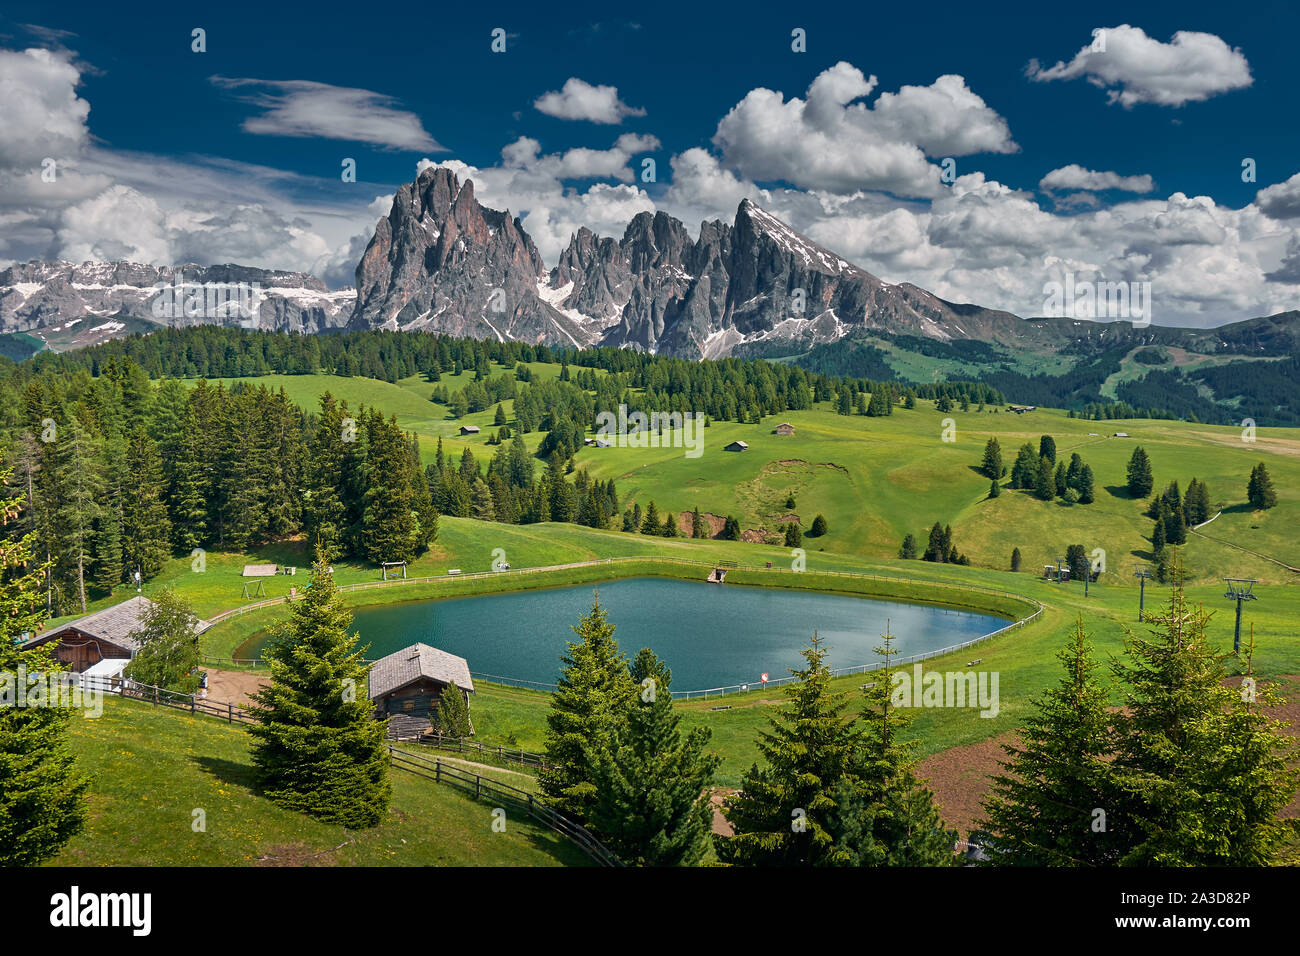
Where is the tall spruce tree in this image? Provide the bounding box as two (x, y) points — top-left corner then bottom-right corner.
(359, 413), (417, 563)
(829, 627), (954, 866)
(981, 619), (1120, 865)
(56, 415), (104, 612)
(1247, 462), (1277, 510)
(539, 595), (636, 822)
(717, 633), (864, 866)
(980, 437), (1003, 480)
(1126, 446), (1154, 498)
(0, 468), (87, 865)
(588, 649), (721, 866)
(248, 547), (391, 828)
(1108, 575), (1294, 865)
(121, 427), (172, 579)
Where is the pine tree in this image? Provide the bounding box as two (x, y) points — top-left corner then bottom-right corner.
(359, 413), (417, 563)
(1010, 442), (1038, 489)
(923, 522), (946, 562)
(1077, 463), (1096, 504)
(809, 514), (827, 537)
(1034, 456), (1056, 501)
(304, 394), (349, 561)
(899, 533), (917, 560)
(1010, 547), (1022, 572)
(829, 627), (954, 866)
(539, 595), (636, 822)
(248, 547), (391, 827)
(989, 477), (1001, 499)
(1108, 576), (1294, 864)
(92, 433), (125, 593)
(640, 500), (662, 535)
(0, 468), (87, 866)
(493, 403), (507, 427)
(56, 415), (105, 612)
(980, 437), (1003, 480)
(1247, 462), (1277, 510)
(121, 427), (172, 579)
(437, 681), (472, 738)
(717, 633), (864, 866)
(981, 619), (1120, 865)
(1039, 435), (1056, 465)
(662, 512), (679, 538)
(1126, 446), (1154, 498)
(588, 649), (721, 866)
(1054, 460), (1068, 500)
(691, 506), (706, 539)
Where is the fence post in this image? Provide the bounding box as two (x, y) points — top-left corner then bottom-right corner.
(228, 702), (233, 723)
(435, 760), (441, 784)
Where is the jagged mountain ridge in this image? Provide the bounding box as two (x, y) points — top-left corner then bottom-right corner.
(349, 166), (591, 346)
(5, 167), (1298, 364)
(347, 165), (1026, 358)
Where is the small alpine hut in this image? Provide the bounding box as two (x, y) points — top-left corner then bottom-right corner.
(459, 424), (480, 435)
(774, 422), (795, 436)
(369, 643), (474, 730)
(20, 596), (155, 673)
(724, 440), (749, 452)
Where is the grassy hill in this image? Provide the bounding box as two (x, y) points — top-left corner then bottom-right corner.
(52, 697), (586, 866)
(196, 364), (1300, 584)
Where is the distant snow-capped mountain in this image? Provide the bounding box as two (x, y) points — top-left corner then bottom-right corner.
(0, 260), (353, 350)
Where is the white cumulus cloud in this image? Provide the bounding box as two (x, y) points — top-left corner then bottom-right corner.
(1040, 164), (1155, 193)
(534, 78), (646, 124)
(1027, 25), (1252, 107)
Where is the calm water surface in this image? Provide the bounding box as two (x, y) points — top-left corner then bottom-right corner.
(248, 577), (1004, 691)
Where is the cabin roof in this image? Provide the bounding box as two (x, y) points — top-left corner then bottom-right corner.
(29, 596), (156, 653)
(369, 642), (474, 700)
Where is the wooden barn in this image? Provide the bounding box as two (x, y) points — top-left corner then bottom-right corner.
(20, 596), (154, 672)
(459, 425), (480, 435)
(774, 422), (795, 436)
(368, 643), (474, 732)
(724, 440), (749, 452)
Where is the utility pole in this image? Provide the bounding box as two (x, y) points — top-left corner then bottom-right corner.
(1134, 568), (1152, 621)
(1223, 579), (1259, 655)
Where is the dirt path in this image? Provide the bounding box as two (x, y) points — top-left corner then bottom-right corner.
(200, 667), (268, 708)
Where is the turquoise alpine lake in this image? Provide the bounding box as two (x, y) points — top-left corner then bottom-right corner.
(247, 577), (1005, 691)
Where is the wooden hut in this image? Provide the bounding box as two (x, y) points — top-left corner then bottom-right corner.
(20, 596), (155, 672)
(369, 643), (474, 732)
(774, 423), (795, 436)
(724, 440), (749, 452)
(459, 425), (480, 435)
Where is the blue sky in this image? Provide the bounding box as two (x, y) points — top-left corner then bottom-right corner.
(1, 0), (1298, 325)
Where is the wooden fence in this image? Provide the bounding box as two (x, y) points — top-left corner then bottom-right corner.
(386, 745), (619, 867)
(413, 731), (549, 770)
(78, 674), (254, 725)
